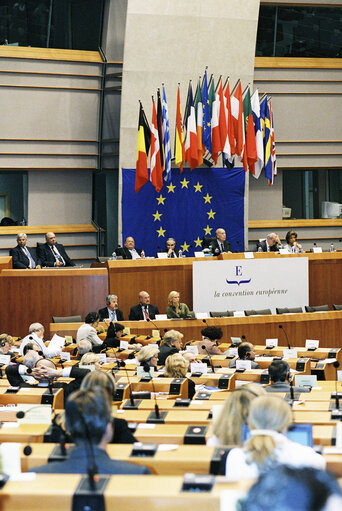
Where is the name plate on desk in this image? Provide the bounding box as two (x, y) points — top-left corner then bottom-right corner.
(60, 352), (70, 361)
(295, 375), (317, 388)
(186, 345), (199, 355)
(137, 366), (154, 379)
(283, 349), (298, 359)
(0, 354), (10, 365)
(99, 353), (107, 363)
(155, 314), (167, 320)
(313, 247), (323, 253)
(244, 252), (254, 259)
(305, 339), (319, 350)
(236, 360), (251, 370)
(120, 340), (129, 350)
(265, 338), (278, 348)
(226, 347), (238, 357)
(195, 312), (209, 319)
(17, 404), (52, 424)
(190, 362), (207, 375)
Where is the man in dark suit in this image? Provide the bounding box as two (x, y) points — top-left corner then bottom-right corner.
(98, 294), (124, 321)
(5, 353), (90, 399)
(210, 228), (232, 255)
(29, 388), (150, 474)
(256, 233), (281, 252)
(161, 238), (178, 258)
(37, 232), (75, 267)
(129, 290), (159, 320)
(115, 236), (143, 259)
(265, 360), (310, 393)
(10, 233), (41, 269)
(228, 342), (261, 369)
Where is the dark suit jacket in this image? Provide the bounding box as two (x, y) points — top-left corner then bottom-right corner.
(29, 445), (150, 474)
(37, 242), (75, 267)
(98, 307), (124, 322)
(210, 239), (231, 254)
(256, 240), (278, 252)
(5, 364), (89, 399)
(265, 381), (311, 393)
(10, 245), (41, 269)
(115, 247), (142, 259)
(129, 304), (159, 321)
(158, 344), (179, 365)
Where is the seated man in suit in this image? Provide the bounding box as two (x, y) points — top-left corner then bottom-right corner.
(265, 360), (310, 393)
(256, 232), (281, 252)
(163, 238), (178, 258)
(98, 294), (124, 322)
(229, 342), (261, 369)
(115, 236), (143, 259)
(129, 290), (159, 320)
(29, 387), (150, 474)
(210, 228), (232, 255)
(38, 232), (75, 267)
(10, 233), (41, 269)
(6, 350), (90, 399)
(158, 329), (183, 365)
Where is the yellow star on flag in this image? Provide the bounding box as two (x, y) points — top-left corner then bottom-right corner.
(203, 193), (212, 204)
(152, 211), (162, 222)
(180, 241), (190, 252)
(207, 209), (216, 220)
(203, 225), (212, 235)
(194, 237), (202, 247)
(167, 183), (176, 193)
(180, 178), (189, 189)
(156, 194), (166, 205)
(193, 182), (203, 193)
(156, 226), (166, 237)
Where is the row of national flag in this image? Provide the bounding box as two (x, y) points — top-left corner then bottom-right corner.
(135, 71), (277, 193)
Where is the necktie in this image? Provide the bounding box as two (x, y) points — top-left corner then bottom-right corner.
(144, 306), (150, 320)
(24, 247), (36, 268)
(110, 310), (117, 322)
(51, 246), (64, 264)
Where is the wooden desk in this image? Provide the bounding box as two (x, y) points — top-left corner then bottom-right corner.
(50, 311), (342, 348)
(18, 443), (342, 477)
(0, 387), (64, 409)
(0, 474), (252, 511)
(0, 256), (12, 272)
(106, 253), (342, 319)
(0, 268), (108, 337)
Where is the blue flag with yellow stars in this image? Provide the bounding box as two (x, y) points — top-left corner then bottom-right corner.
(121, 167), (245, 257)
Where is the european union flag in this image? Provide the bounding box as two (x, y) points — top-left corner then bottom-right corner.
(122, 167), (245, 256)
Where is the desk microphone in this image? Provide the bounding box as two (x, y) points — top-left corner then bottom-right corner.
(117, 360), (136, 408)
(201, 345), (215, 373)
(279, 324), (291, 350)
(146, 317), (164, 339)
(142, 363), (160, 419)
(332, 361), (341, 410)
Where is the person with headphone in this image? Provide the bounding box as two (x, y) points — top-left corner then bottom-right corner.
(228, 342), (261, 369)
(266, 360), (310, 393)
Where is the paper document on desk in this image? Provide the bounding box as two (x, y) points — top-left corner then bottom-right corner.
(48, 334), (65, 353)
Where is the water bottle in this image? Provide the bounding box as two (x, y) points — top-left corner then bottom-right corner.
(20, 218), (26, 226)
(141, 250), (145, 258)
(111, 252), (117, 260)
(258, 246), (262, 253)
(330, 243), (335, 252)
(178, 249), (183, 258)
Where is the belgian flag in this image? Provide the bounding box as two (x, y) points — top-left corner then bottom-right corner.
(135, 102), (151, 193)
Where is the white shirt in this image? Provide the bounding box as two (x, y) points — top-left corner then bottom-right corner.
(225, 432), (326, 481)
(19, 332), (62, 358)
(77, 323), (103, 347)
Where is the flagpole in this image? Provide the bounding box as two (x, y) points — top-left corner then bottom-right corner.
(230, 78), (240, 96)
(222, 76), (229, 91)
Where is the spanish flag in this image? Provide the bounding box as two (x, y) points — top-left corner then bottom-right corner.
(175, 85), (185, 172)
(135, 102), (151, 193)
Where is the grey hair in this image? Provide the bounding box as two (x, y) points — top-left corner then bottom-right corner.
(17, 233), (27, 240)
(78, 339), (92, 355)
(23, 350), (40, 369)
(105, 294), (118, 305)
(29, 322), (44, 334)
(267, 232), (277, 241)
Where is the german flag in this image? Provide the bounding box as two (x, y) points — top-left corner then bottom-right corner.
(135, 102), (151, 193)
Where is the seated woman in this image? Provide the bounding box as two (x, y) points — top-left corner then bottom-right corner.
(49, 370), (136, 444)
(166, 291), (191, 319)
(225, 394), (326, 481)
(285, 230), (304, 253)
(207, 383), (266, 446)
(136, 345), (159, 369)
(195, 326), (223, 355)
(164, 353), (195, 399)
(0, 333), (16, 359)
(79, 352), (101, 369)
(76, 312), (103, 348)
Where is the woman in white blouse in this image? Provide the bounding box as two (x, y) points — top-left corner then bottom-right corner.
(225, 395), (325, 481)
